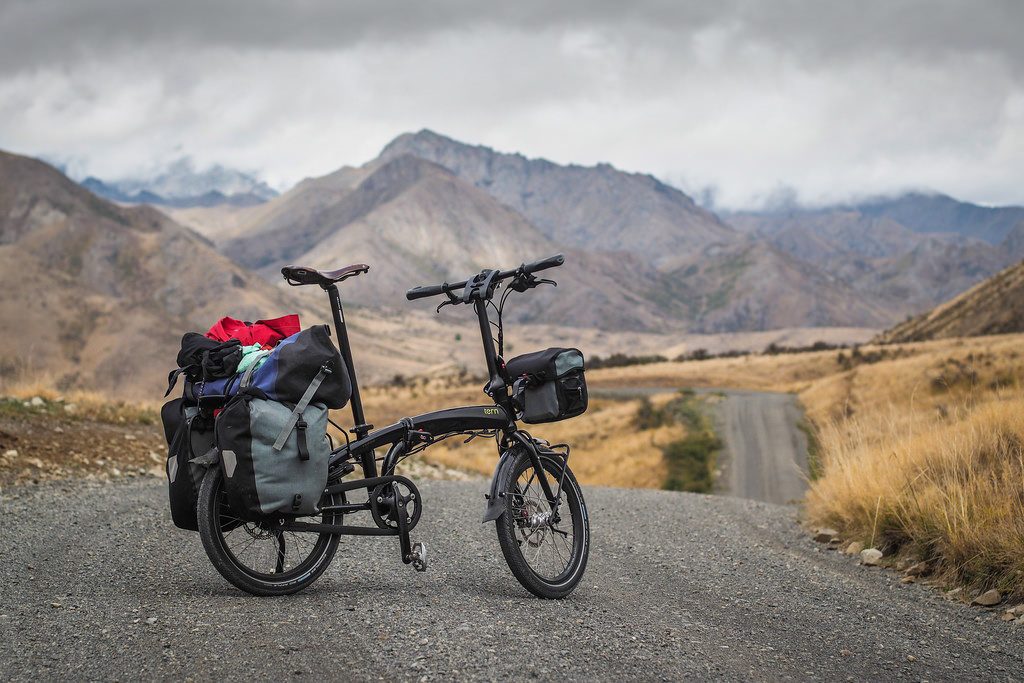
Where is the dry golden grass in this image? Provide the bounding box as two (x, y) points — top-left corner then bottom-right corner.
(1, 378), (159, 424)
(583, 332), (1024, 596)
(807, 399), (1024, 596)
(795, 333), (1024, 597)
(358, 385), (682, 488)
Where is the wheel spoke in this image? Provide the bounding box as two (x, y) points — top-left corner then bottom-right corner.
(504, 459), (581, 583)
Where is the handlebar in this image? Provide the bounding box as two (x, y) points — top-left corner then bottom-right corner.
(405, 254), (564, 301)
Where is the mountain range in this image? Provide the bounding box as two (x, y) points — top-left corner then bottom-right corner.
(81, 158), (278, 208)
(4, 130), (1023, 395)
(171, 130), (907, 333)
(176, 129), (1023, 335)
(0, 150), (492, 396)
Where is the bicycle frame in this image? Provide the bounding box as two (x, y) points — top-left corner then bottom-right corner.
(278, 281), (564, 565)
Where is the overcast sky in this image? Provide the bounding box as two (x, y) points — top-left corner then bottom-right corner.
(1, 0), (1021, 209)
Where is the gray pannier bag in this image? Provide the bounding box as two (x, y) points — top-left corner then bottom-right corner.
(215, 362), (332, 520)
(506, 347), (588, 424)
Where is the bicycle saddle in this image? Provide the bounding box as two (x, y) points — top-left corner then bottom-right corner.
(281, 263), (370, 287)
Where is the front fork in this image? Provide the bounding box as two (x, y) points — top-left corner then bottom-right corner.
(482, 431), (569, 523)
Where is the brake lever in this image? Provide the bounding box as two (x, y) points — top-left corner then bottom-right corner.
(511, 273), (557, 292)
(435, 282), (461, 313)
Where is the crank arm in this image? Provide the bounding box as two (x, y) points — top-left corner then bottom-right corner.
(394, 482), (413, 564)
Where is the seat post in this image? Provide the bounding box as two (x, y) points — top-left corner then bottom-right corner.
(325, 284), (370, 441)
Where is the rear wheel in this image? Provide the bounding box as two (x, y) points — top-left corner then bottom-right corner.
(197, 466), (341, 596)
(495, 448), (590, 599)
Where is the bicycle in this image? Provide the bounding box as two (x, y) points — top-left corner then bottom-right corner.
(196, 255), (590, 598)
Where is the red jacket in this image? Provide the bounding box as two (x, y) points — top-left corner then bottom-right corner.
(205, 314), (301, 349)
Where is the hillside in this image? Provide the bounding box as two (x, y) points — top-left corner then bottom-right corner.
(0, 151), (306, 396)
(210, 131), (889, 333)
(729, 197), (1022, 318)
(380, 129), (736, 267)
(224, 154), (672, 330)
(0, 151), (500, 397)
(876, 259), (1024, 342)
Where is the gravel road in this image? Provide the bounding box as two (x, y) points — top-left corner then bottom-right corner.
(591, 387), (809, 504)
(711, 390), (809, 505)
(2, 478), (1021, 681)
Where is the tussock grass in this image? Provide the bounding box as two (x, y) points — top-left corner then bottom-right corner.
(1, 379), (158, 424)
(807, 400), (1024, 597)
(800, 334), (1024, 597)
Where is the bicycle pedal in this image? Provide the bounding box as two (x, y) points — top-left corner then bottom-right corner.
(410, 542), (428, 572)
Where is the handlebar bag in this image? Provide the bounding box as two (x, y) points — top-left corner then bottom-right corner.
(215, 368), (331, 521)
(506, 347), (588, 424)
(161, 397), (215, 531)
(196, 325), (352, 410)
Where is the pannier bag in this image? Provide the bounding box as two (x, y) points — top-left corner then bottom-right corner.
(506, 347), (588, 424)
(161, 397), (216, 531)
(197, 325), (352, 410)
(164, 334), (243, 396)
(216, 363), (332, 520)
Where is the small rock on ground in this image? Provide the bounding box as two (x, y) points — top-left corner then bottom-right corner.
(860, 548), (883, 566)
(814, 528), (839, 543)
(972, 589), (1002, 607)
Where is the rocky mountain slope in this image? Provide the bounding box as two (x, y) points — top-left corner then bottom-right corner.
(729, 195), (1024, 317)
(876, 259), (1024, 342)
(225, 154), (668, 330)
(218, 131), (888, 333)
(380, 130), (736, 267)
(0, 151), (300, 395)
(0, 151), (489, 396)
(857, 192), (1024, 245)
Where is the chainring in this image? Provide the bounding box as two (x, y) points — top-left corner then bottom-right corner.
(370, 480), (422, 531)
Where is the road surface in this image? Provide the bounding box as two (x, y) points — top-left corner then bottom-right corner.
(711, 390), (809, 505)
(591, 387), (810, 505)
(1, 479), (1020, 681)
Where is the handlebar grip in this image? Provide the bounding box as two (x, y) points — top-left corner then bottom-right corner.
(522, 253), (564, 274)
(406, 284), (445, 301)
(407, 279), (469, 300)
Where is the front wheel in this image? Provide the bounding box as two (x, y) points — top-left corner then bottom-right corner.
(495, 448), (590, 599)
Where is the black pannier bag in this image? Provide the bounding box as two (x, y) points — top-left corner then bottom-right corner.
(194, 325), (353, 410)
(257, 324), (352, 409)
(161, 397), (216, 531)
(164, 333), (243, 397)
(215, 363), (332, 520)
(506, 347), (588, 424)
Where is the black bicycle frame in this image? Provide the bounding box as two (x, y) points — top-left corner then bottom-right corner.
(321, 280), (560, 519)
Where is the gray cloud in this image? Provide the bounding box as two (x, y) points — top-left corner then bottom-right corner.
(1, 0), (1022, 208)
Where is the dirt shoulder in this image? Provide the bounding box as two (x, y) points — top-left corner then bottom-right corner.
(0, 396), (165, 487)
